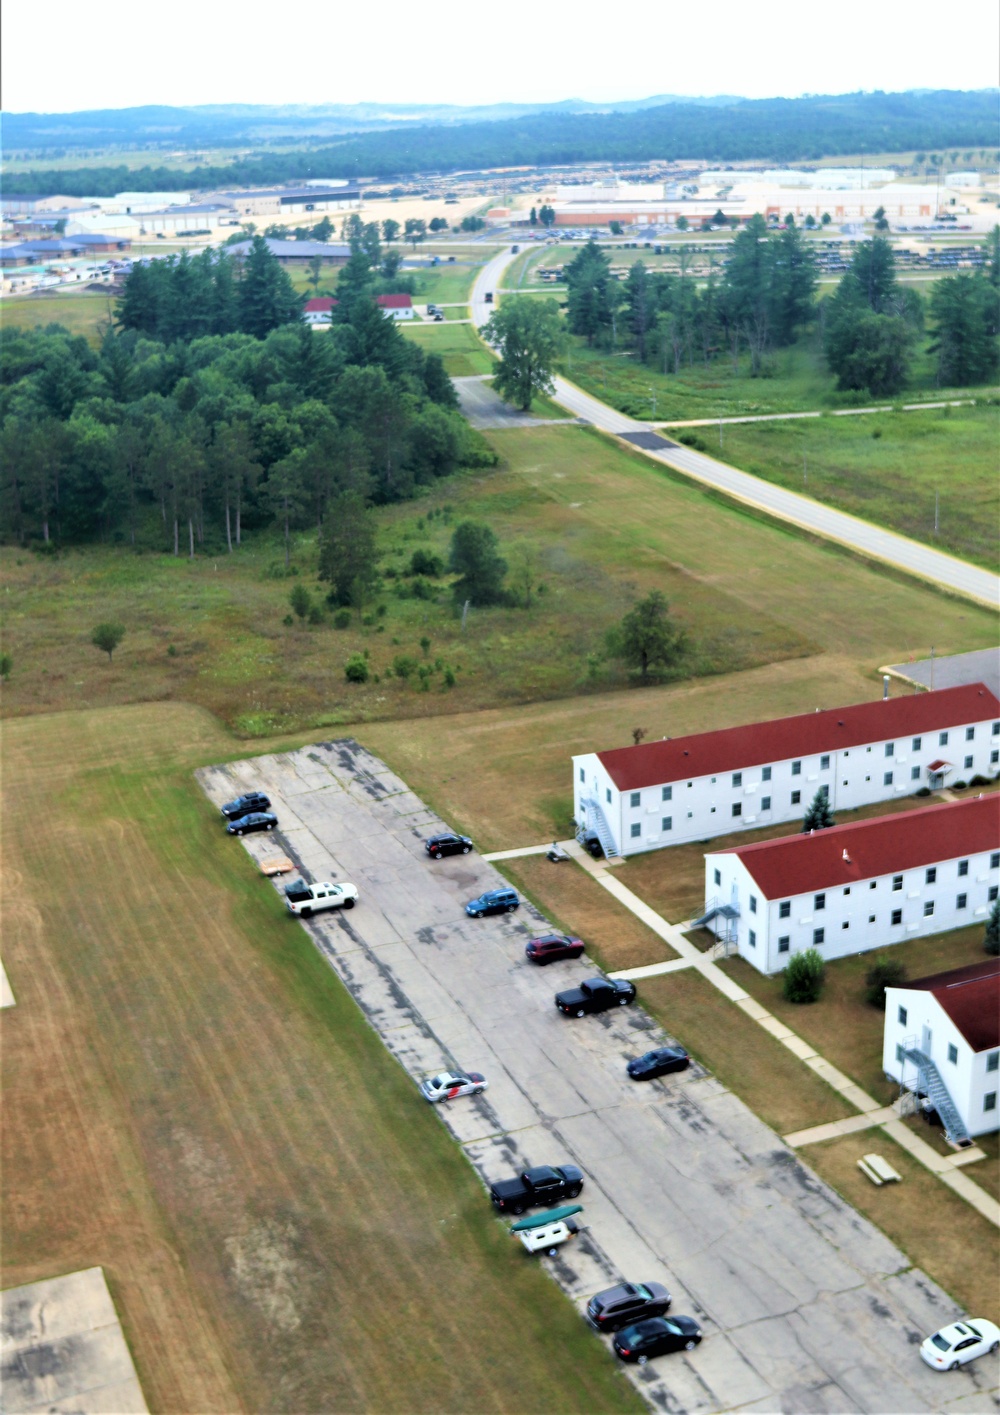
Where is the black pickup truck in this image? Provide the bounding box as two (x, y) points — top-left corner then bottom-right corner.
(489, 1164), (583, 1214)
(556, 976), (637, 1017)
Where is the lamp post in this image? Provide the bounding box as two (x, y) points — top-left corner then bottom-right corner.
(649, 387), (656, 418)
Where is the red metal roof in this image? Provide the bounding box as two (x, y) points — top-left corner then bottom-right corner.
(718, 794), (1000, 898)
(304, 296), (335, 312)
(376, 292), (412, 308)
(596, 684), (999, 791)
(901, 959), (1000, 1052)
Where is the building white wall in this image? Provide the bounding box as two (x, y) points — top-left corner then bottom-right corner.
(573, 715), (999, 859)
(883, 986), (1000, 1138)
(704, 839), (1000, 975)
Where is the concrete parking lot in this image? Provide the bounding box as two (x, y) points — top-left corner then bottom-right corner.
(198, 740), (997, 1414)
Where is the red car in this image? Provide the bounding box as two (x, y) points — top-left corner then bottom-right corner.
(525, 933), (585, 965)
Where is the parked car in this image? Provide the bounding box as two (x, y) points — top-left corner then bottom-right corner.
(920, 1319), (999, 1371)
(465, 888), (519, 918)
(525, 933), (585, 965)
(626, 1047), (690, 1081)
(221, 791), (271, 819)
(284, 880), (358, 916)
(489, 1164), (583, 1214)
(556, 977), (636, 1016)
(226, 812), (277, 836)
(425, 833), (473, 859)
(420, 1071), (488, 1103)
(258, 855), (294, 876)
(587, 1282), (672, 1332)
(613, 1316), (702, 1364)
(484, 292), (493, 303)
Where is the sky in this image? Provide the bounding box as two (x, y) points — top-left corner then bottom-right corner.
(2, 0), (999, 114)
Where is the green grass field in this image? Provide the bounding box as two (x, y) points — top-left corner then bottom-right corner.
(401, 319), (495, 374)
(1, 704), (641, 1415)
(713, 403), (999, 569)
(2, 289), (117, 342)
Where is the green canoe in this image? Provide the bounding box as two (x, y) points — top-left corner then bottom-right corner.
(509, 1205), (583, 1233)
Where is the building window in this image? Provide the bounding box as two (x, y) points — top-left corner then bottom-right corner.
(947, 1043), (958, 1064)
(912, 736), (922, 751)
(762, 766), (772, 782)
(778, 936), (790, 953)
(957, 893), (967, 910)
(891, 909), (902, 925)
(748, 930), (756, 948)
(985, 1093), (998, 1112)
(687, 782), (692, 788)
(993, 722), (1000, 736)
(732, 803), (742, 818)
(820, 755), (830, 770)
(814, 892), (826, 910)
(606, 788), (611, 804)
(732, 772), (742, 787)
(841, 920), (850, 930)
(779, 900), (791, 918)
(911, 766), (920, 781)
(813, 928), (825, 945)
(749, 895), (757, 914)
(868, 914), (876, 923)
(843, 886), (851, 895)
(579, 767), (584, 783)
(885, 743), (894, 758)
(792, 760), (801, 776)
(987, 1052), (999, 1073)
(883, 772), (893, 786)
(992, 852), (1000, 869)
(630, 822), (641, 838)
(966, 726), (975, 741)
(791, 790), (801, 805)
(964, 755), (974, 770)
(630, 791), (641, 808)
(761, 796), (771, 811)
(992, 750), (999, 765)
(662, 816), (672, 831)
(662, 785), (672, 801)
(819, 784), (829, 799)
(958, 859), (969, 876)
(895, 1044), (904, 1062)
(714, 868), (721, 886)
(898, 1006), (908, 1026)
(923, 900), (934, 917)
(870, 880), (877, 889)
(990, 886), (999, 902)
(892, 875), (903, 891)
(925, 867), (936, 884)
(939, 731), (949, 746)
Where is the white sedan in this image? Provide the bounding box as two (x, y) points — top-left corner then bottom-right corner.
(419, 1072), (488, 1103)
(920, 1319), (999, 1371)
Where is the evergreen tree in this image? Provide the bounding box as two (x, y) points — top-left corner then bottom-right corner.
(449, 521), (507, 605)
(318, 491), (379, 607)
(928, 275), (1000, 386)
(236, 236), (302, 339)
(985, 899), (1000, 956)
(802, 788), (835, 832)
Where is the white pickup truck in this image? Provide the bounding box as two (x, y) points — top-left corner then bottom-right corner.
(284, 880), (359, 917)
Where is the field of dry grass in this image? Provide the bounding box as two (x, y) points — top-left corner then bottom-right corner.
(0, 703), (641, 1415)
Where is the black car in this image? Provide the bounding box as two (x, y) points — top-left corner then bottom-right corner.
(525, 933), (585, 965)
(586, 1282), (671, 1332)
(221, 791), (271, 820)
(465, 888), (519, 918)
(626, 1047), (690, 1082)
(555, 976), (636, 1016)
(425, 833), (473, 859)
(613, 1315), (702, 1364)
(226, 811), (277, 836)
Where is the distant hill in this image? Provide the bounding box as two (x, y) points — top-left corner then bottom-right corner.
(3, 89), (997, 198)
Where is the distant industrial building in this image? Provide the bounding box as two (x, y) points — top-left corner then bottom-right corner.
(225, 238), (352, 266)
(217, 186), (361, 219)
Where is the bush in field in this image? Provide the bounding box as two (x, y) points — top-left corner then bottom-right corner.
(344, 654), (369, 683)
(986, 900), (1000, 957)
(864, 957), (907, 1009)
(783, 948), (825, 1004)
(91, 622), (125, 663)
(409, 548), (444, 577)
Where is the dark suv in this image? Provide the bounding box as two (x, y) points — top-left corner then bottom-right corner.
(525, 934), (585, 965)
(465, 888), (519, 918)
(221, 791), (271, 820)
(587, 1282), (672, 1332)
(425, 833), (473, 859)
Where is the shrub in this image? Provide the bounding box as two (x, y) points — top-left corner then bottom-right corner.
(969, 774), (990, 787)
(344, 654), (369, 683)
(952, 780), (967, 790)
(167, 644), (178, 657)
(0, 652), (11, 679)
(290, 583), (312, 619)
(308, 605), (324, 625)
(985, 900), (1000, 957)
(393, 654), (419, 679)
(678, 432), (708, 451)
(409, 576), (435, 601)
(283, 614), (294, 626)
(782, 948), (825, 1004)
(420, 636), (431, 656)
(91, 621), (126, 663)
(333, 609), (352, 629)
(914, 786), (931, 797)
(443, 666), (456, 688)
(409, 548), (444, 577)
(865, 957), (907, 1009)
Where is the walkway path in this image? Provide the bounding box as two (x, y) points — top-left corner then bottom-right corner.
(653, 399), (977, 430)
(469, 249), (997, 611)
(493, 837), (1000, 1226)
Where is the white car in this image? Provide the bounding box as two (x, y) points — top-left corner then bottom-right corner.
(419, 1071), (488, 1103)
(920, 1319), (999, 1371)
(284, 880), (358, 917)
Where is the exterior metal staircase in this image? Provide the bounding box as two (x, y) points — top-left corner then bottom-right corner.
(691, 887), (740, 945)
(576, 797), (619, 859)
(900, 1037), (971, 1145)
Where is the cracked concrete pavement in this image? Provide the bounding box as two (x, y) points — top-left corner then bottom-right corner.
(198, 740), (999, 1414)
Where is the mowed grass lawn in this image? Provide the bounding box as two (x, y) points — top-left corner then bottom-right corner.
(401, 319), (494, 374)
(717, 404), (1000, 569)
(2, 289), (116, 342)
(0, 703), (642, 1415)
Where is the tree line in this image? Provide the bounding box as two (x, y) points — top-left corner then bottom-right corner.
(0, 238), (494, 555)
(6, 91), (997, 196)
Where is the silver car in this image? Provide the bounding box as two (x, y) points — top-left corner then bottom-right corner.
(419, 1071), (488, 1103)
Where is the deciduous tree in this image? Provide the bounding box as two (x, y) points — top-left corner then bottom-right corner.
(448, 521), (507, 605)
(608, 591), (685, 682)
(480, 296), (562, 409)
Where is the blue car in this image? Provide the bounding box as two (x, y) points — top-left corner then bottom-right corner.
(465, 888), (519, 918)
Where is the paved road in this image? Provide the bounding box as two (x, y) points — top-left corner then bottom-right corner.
(469, 251), (997, 611)
(198, 742), (991, 1415)
(886, 647), (1000, 699)
(453, 376), (583, 430)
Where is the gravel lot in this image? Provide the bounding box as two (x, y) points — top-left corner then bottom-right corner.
(198, 740), (997, 1414)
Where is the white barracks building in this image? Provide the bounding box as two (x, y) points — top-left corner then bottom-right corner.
(572, 684), (999, 858)
(702, 795), (1000, 976)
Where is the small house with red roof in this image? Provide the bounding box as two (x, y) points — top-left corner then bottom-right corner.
(572, 684), (999, 858)
(303, 293), (413, 326)
(700, 795), (1000, 975)
(304, 296), (336, 324)
(883, 959), (999, 1140)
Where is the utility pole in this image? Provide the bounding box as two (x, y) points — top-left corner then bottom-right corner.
(461, 599), (470, 631)
(649, 387), (656, 418)
(934, 490), (939, 534)
(718, 419), (723, 449)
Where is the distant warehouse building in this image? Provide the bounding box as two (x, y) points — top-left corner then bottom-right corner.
(701, 794), (1000, 975)
(225, 239), (352, 267)
(572, 684), (1000, 858)
(218, 186), (361, 219)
